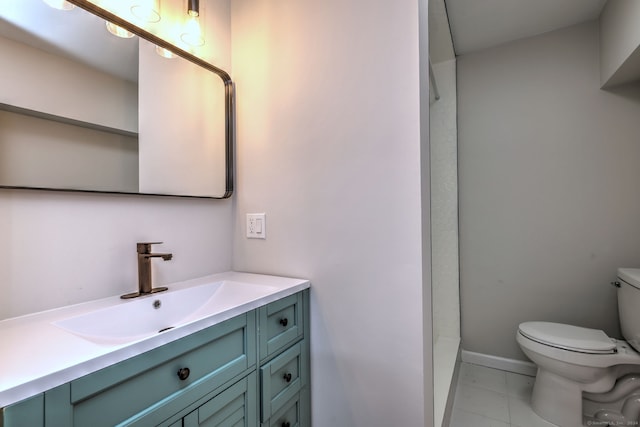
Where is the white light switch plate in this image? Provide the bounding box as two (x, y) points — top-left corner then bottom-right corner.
(246, 213), (266, 239)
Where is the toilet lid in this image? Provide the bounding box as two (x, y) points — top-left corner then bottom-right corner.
(518, 321), (616, 354)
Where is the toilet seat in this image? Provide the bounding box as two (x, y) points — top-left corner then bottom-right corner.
(518, 322), (617, 354)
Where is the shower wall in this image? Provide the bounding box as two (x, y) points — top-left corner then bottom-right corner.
(431, 58), (459, 344)
(430, 57), (459, 427)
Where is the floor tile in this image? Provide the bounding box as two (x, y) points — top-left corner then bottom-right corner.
(458, 362), (508, 394)
(505, 372), (535, 401)
(508, 395), (558, 427)
(454, 383), (510, 423)
(449, 363), (563, 427)
(450, 409), (511, 427)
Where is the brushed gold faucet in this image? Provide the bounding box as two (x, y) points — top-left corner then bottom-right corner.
(121, 242), (173, 299)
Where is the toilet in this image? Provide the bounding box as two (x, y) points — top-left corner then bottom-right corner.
(516, 268), (640, 427)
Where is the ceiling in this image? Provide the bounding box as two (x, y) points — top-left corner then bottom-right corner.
(442, 0), (607, 56)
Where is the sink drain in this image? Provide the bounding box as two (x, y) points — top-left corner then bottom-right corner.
(158, 326), (174, 333)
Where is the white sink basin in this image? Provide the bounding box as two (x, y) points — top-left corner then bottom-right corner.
(53, 280), (277, 345)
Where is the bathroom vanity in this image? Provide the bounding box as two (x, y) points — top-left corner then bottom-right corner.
(0, 272), (310, 426)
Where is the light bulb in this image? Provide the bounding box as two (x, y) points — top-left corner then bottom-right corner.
(42, 0), (75, 10)
(156, 46), (176, 59)
(106, 21), (134, 39)
(181, 15), (204, 47)
(131, 0), (161, 23)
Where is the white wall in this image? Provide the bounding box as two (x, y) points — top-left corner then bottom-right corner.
(231, 0), (427, 425)
(0, 190), (233, 319)
(458, 21), (640, 360)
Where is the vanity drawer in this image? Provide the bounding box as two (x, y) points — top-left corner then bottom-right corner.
(259, 341), (307, 422)
(259, 293), (303, 361)
(262, 393), (305, 427)
(61, 313), (256, 427)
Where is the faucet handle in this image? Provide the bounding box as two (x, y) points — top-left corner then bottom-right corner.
(137, 242), (163, 253)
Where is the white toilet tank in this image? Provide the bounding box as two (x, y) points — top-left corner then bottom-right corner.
(617, 268), (640, 352)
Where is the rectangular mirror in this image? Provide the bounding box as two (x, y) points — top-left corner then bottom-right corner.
(0, 0), (233, 198)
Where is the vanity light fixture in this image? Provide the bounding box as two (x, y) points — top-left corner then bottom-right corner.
(187, 0), (199, 17)
(181, 0), (205, 47)
(42, 0), (75, 10)
(105, 21), (135, 38)
(131, 0), (161, 23)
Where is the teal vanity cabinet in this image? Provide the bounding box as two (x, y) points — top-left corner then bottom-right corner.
(258, 292), (310, 427)
(45, 312), (257, 427)
(0, 394), (44, 427)
(0, 289), (310, 427)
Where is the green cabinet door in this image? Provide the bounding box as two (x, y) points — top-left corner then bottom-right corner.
(258, 293), (304, 362)
(264, 389), (308, 427)
(183, 373), (257, 427)
(1, 394), (44, 427)
(259, 342), (307, 422)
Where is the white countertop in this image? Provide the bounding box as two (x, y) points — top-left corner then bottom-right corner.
(0, 271), (309, 408)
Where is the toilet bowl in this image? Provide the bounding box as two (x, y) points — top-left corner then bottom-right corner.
(516, 268), (640, 427)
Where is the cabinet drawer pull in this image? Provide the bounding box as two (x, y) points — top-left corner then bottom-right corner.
(283, 372), (292, 383)
(281, 422), (291, 427)
(177, 367), (191, 381)
(279, 317), (289, 327)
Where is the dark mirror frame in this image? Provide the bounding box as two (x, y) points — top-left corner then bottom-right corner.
(1, 0), (234, 199)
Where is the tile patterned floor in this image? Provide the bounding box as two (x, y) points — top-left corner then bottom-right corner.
(449, 362), (558, 427)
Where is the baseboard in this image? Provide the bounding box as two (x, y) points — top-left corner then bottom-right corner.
(461, 349), (537, 377)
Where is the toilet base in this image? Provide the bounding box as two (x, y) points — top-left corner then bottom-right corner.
(531, 368), (584, 427)
(583, 373), (640, 426)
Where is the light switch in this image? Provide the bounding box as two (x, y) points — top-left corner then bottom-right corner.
(246, 213), (266, 239)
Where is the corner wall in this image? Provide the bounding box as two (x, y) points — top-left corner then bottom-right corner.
(231, 0), (427, 425)
(458, 21), (640, 360)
